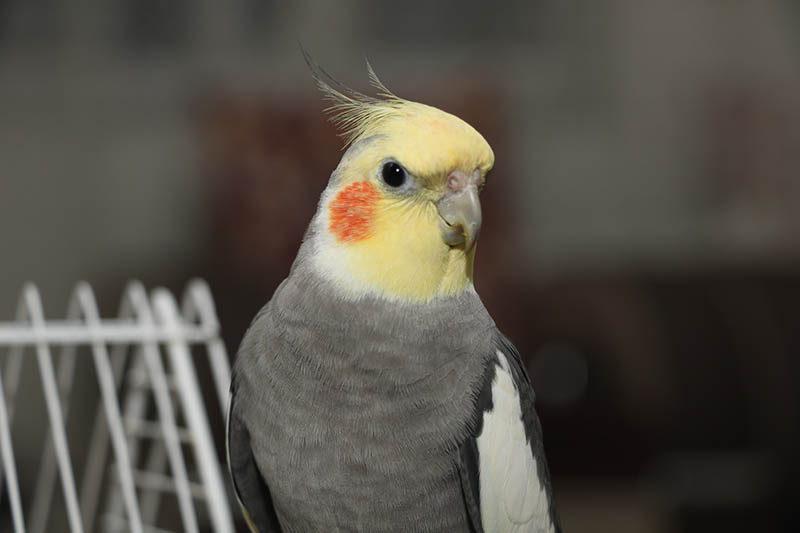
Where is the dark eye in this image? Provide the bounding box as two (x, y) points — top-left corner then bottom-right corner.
(381, 161), (407, 187)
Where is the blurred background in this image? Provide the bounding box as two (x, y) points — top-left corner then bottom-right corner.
(1, 1), (800, 531)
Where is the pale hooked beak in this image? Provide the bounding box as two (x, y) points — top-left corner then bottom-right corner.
(436, 169), (482, 252)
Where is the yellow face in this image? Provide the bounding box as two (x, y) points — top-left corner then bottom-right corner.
(311, 102), (495, 302)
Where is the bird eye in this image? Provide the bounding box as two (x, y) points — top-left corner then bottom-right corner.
(381, 161), (407, 188)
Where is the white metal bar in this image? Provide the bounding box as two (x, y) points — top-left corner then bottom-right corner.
(105, 347), (149, 524)
(83, 289), (139, 532)
(124, 419), (193, 442)
(79, 288), (135, 533)
(138, 443), (168, 525)
(28, 291), (82, 533)
(80, 335), (135, 533)
(79, 405), (111, 533)
(182, 280), (231, 416)
(127, 281), (199, 533)
(0, 321), (216, 345)
(2, 301), (27, 419)
(128, 469), (207, 499)
(126, 368), (180, 392)
(101, 513), (177, 533)
(2, 348), (24, 420)
(153, 289), (234, 533)
(104, 343), (147, 524)
(75, 283), (143, 533)
(0, 367), (25, 532)
(0, 296), (30, 503)
(24, 284), (85, 533)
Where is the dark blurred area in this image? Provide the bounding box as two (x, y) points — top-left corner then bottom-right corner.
(1, 1), (800, 532)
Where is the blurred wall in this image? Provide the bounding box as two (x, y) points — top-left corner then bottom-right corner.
(2, 1), (797, 309)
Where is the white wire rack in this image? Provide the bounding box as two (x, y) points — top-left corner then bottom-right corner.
(0, 280), (235, 533)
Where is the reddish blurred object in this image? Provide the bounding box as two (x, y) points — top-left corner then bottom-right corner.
(199, 93), (340, 290)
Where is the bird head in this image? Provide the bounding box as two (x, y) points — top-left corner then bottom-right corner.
(304, 58), (495, 303)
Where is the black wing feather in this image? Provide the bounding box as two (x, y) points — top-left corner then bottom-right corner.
(227, 383), (283, 533)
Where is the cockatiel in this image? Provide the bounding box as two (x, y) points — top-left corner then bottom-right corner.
(227, 56), (561, 533)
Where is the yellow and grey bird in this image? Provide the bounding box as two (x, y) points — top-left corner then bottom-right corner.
(226, 55), (561, 533)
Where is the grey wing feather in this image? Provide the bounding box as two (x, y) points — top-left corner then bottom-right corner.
(227, 384), (283, 533)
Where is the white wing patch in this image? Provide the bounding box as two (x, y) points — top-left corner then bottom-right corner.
(476, 351), (554, 533)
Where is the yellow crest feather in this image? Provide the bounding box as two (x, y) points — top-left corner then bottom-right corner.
(303, 50), (411, 147)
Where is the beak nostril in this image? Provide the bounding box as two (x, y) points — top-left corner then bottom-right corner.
(446, 174), (461, 191)
(447, 169), (482, 192)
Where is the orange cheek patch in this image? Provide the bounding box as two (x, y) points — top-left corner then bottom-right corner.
(329, 181), (380, 243)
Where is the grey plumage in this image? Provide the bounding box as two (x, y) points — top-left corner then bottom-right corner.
(231, 246), (494, 531)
